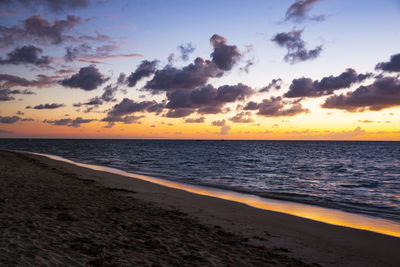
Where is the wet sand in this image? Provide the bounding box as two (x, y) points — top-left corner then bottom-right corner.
(0, 150), (399, 266)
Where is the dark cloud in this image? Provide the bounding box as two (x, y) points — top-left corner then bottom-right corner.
(0, 116), (20, 123)
(321, 76), (400, 111)
(375, 53), (400, 72)
(185, 117), (205, 123)
(285, 68), (371, 98)
(255, 97), (309, 117)
(272, 29), (322, 63)
(0, 74), (55, 88)
(0, 45), (50, 66)
(0, 0), (88, 12)
(75, 84), (119, 106)
(243, 101), (259, 110)
(285, 0), (323, 23)
(211, 119), (226, 126)
(64, 42), (142, 64)
(229, 111), (254, 123)
(178, 43), (195, 61)
(64, 43), (91, 62)
(101, 97), (163, 128)
(108, 98), (163, 117)
(127, 60), (158, 87)
(60, 65), (108, 91)
(165, 108), (195, 118)
(117, 73), (126, 84)
(75, 31), (111, 43)
(43, 117), (94, 127)
(0, 88), (35, 101)
(240, 59), (255, 73)
(21, 118), (34, 122)
(260, 78), (283, 92)
(100, 84), (118, 102)
(0, 15), (81, 47)
(145, 57), (222, 93)
(164, 83), (254, 117)
(28, 103), (64, 109)
(0, 129), (13, 134)
(216, 84), (253, 102)
(210, 34), (241, 71)
(101, 115), (145, 128)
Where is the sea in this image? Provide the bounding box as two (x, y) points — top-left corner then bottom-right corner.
(0, 139), (399, 222)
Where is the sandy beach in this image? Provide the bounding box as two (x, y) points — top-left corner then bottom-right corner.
(0, 150), (399, 266)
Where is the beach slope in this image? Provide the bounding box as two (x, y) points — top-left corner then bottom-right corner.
(0, 150), (399, 266)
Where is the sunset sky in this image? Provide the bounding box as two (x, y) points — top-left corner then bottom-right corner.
(1, 0), (400, 140)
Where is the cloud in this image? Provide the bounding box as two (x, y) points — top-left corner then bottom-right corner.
(145, 57), (222, 93)
(285, 68), (371, 98)
(64, 43), (91, 62)
(0, 116), (20, 124)
(127, 60), (158, 87)
(75, 83), (119, 107)
(285, 0), (324, 23)
(65, 42), (143, 64)
(27, 103), (64, 109)
(243, 101), (259, 110)
(254, 96), (309, 117)
(178, 43), (195, 61)
(0, 128), (13, 134)
(0, 74), (55, 88)
(0, 45), (50, 66)
(0, 88), (35, 101)
(211, 119), (226, 126)
(43, 117), (94, 127)
(185, 117), (205, 123)
(272, 29), (322, 63)
(0, 0), (88, 12)
(165, 108), (195, 118)
(375, 53), (400, 72)
(165, 83), (254, 117)
(101, 115), (144, 128)
(60, 65), (108, 90)
(321, 76), (400, 111)
(117, 73), (126, 85)
(260, 78), (283, 93)
(220, 125), (231, 135)
(75, 31), (111, 43)
(322, 127), (366, 139)
(101, 98), (163, 127)
(144, 35), (241, 94)
(229, 111), (254, 123)
(100, 84), (118, 102)
(239, 59), (255, 73)
(0, 15), (81, 47)
(210, 34), (241, 71)
(108, 98), (163, 117)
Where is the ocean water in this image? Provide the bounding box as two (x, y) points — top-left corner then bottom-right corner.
(0, 139), (399, 222)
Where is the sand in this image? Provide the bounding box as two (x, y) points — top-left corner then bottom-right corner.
(0, 150), (399, 266)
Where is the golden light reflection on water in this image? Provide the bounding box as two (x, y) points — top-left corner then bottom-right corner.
(39, 153), (400, 238)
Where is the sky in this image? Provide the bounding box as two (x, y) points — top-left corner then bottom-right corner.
(0, 0), (400, 140)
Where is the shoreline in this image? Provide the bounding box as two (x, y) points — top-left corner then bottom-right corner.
(23, 151), (400, 238)
(1, 150), (400, 265)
